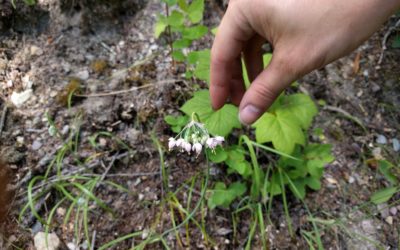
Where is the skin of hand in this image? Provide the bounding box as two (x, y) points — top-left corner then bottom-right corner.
(210, 0), (400, 125)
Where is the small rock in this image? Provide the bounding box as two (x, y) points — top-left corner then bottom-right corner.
(133, 178), (141, 187)
(141, 229), (149, 240)
(361, 219), (375, 234)
(385, 216), (393, 225)
(67, 242), (78, 250)
(56, 207), (66, 217)
(75, 70), (89, 81)
(376, 135), (387, 144)
(50, 90), (58, 97)
(348, 176), (355, 184)
(10, 89), (33, 107)
(121, 110), (133, 120)
(81, 240), (89, 250)
(149, 44), (158, 51)
(31, 140), (43, 151)
(393, 138), (400, 152)
(99, 138), (107, 147)
(138, 193), (144, 201)
(62, 62), (71, 73)
(2, 146), (25, 164)
(8, 235), (17, 244)
(30, 45), (43, 56)
(371, 83), (381, 92)
(389, 207), (397, 216)
(22, 75), (33, 89)
(216, 228), (233, 236)
(31, 221), (43, 234)
(38, 154), (54, 167)
(0, 58), (8, 72)
(372, 147), (383, 160)
(34, 232), (61, 250)
(126, 128), (140, 142)
(325, 176), (338, 188)
(61, 125), (70, 135)
(16, 136), (24, 145)
(377, 203), (390, 218)
(351, 143), (361, 154)
(6, 80), (13, 88)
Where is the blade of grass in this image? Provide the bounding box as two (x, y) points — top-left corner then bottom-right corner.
(244, 215), (258, 250)
(278, 168), (293, 236)
(241, 135), (262, 200)
(283, 172), (323, 249)
(257, 203), (267, 250)
(249, 140), (301, 161)
(27, 176), (47, 225)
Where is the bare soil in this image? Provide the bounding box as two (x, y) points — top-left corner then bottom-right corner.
(0, 1), (399, 249)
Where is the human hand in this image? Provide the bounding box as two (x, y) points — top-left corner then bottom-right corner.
(210, 0), (400, 125)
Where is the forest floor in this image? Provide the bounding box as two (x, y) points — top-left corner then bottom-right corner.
(0, 1), (399, 249)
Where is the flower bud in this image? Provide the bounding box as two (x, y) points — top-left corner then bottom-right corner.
(215, 136), (224, 143)
(184, 142), (192, 153)
(176, 138), (184, 147)
(206, 138), (216, 149)
(168, 138), (176, 151)
(193, 143), (202, 155)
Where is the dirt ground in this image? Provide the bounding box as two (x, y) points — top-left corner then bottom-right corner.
(0, 1), (399, 249)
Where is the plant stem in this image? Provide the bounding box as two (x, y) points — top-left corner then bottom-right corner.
(165, 3), (176, 70)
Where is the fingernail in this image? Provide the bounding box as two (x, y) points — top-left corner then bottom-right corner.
(239, 105), (262, 125)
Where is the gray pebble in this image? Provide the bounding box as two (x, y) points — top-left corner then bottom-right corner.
(61, 125), (70, 135)
(377, 203), (390, 218)
(376, 135), (387, 144)
(371, 83), (381, 92)
(31, 221), (42, 234)
(75, 70), (89, 81)
(390, 207), (397, 216)
(31, 140), (43, 151)
(393, 138), (400, 152)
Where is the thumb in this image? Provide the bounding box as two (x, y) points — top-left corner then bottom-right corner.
(239, 56), (297, 125)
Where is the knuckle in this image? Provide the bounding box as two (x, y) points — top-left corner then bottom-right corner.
(211, 49), (228, 67)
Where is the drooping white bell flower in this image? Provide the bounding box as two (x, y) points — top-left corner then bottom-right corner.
(168, 137), (176, 151)
(214, 136), (225, 144)
(167, 112), (224, 156)
(183, 142), (192, 153)
(192, 143), (202, 155)
(176, 138), (185, 147)
(206, 138), (216, 149)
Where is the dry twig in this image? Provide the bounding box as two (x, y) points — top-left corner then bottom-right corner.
(0, 104), (7, 136)
(378, 18), (400, 64)
(74, 79), (179, 98)
(323, 105), (367, 133)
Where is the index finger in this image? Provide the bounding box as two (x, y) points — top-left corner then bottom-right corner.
(210, 2), (254, 110)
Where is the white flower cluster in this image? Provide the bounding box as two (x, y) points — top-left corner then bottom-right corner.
(168, 120), (224, 156)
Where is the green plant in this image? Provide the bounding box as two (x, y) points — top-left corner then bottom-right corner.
(164, 114), (189, 133)
(11, 0), (35, 8)
(179, 55), (334, 202)
(155, 0), (207, 63)
(207, 182), (247, 209)
(19, 113), (132, 249)
(156, 0), (335, 247)
(370, 160), (399, 204)
(392, 35), (400, 48)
